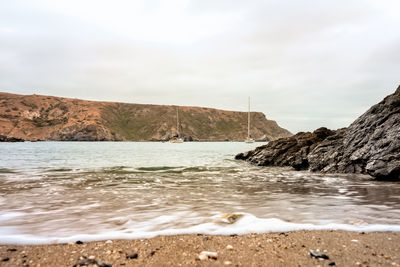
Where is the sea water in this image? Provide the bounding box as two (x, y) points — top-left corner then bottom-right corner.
(0, 142), (400, 244)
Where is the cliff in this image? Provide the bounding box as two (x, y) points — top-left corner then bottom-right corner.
(236, 86), (400, 180)
(0, 92), (291, 142)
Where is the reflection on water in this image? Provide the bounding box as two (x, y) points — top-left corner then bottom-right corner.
(0, 142), (400, 239)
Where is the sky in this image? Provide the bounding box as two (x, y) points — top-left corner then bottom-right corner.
(0, 0), (399, 133)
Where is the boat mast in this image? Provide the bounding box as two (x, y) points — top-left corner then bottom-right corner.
(176, 106), (180, 138)
(248, 97), (251, 139)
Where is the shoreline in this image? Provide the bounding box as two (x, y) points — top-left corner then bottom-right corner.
(1, 230), (399, 266)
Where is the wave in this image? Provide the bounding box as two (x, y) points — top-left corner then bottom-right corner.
(1, 213), (399, 245)
(0, 168), (16, 173)
(46, 168), (73, 172)
(90, 166), (238, 175)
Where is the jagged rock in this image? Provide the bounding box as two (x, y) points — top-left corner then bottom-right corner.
(235, 127), (336, 170)
(236, 86), (400, 180)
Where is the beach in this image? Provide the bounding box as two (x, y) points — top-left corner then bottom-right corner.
(1, 231), (399, 266)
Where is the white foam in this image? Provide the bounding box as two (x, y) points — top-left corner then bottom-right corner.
(1, 213), (400, 245)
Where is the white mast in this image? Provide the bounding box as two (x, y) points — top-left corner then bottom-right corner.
(248, 97), (251, 139)
(245, 97), (254, 143)
(176, 106), (180, 138)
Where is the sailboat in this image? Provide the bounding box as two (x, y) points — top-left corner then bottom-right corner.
(245, 97), (255, 143)
(169, 106), (184, 143)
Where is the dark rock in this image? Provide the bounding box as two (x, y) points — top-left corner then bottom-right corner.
(7, 248), (17, 252)
(308, 86), (400, 180)
(126, 253), (138, 259)
(75, 240), (84, 244)
(310, 250), (329, 259)
(236, 86), (400, 180)
(47, 124), (121, 141)
(328, 262), (336, 266)
(2, 257), (9, 262)
(0, 134), (24, 142)
(235, 127), (335, 171)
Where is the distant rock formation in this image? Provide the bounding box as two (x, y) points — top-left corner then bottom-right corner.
(0, 92), (291, 142)
(236, 86), (400, 180)
(0, 134), (24, 142)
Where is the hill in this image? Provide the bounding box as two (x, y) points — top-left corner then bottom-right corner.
(0, 92), (291, 141)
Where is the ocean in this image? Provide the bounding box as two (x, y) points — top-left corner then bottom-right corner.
(1, 142), (399, 244)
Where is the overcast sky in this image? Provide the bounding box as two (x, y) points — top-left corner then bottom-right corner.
(1, 0), (399, 133)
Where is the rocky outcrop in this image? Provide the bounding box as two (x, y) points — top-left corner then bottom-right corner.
(236, 86), (400, 180)
(235, 127), (337, 170)
(0, 92), (291, 142)
(0, 134), (24, 142)
(47, 124), (122, 141)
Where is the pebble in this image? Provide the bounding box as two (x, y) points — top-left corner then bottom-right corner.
(328, 262), (336, 266)
(105, 240), (113, 244)
(2, 257), (10, 262)
(88, 255), (95, 260)
(126, 253), (138, 259)
(226, 245), (233, 250)
(75, 240), (84, 245)
(198, 254), (208, 261)
(224, 260), (232, 265)
(310, 250), (329, 260)
(199, 251), (218, 260)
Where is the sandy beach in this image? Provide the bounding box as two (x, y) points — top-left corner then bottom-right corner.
(1, 230), (399, 266)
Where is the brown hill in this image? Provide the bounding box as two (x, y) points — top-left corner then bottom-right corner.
(0, 92), (291, 141)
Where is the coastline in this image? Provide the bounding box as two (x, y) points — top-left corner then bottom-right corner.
(1, 231), (399, 266)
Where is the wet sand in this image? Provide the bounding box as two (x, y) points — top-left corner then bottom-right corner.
(1, 231), (399, 266)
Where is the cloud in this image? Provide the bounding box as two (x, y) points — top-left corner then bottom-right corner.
(0, 0), (399, 133)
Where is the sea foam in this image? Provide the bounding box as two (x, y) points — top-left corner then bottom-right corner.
(1, 213), (400, 245)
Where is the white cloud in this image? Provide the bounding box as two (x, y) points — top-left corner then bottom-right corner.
(0, 0), (399, 133)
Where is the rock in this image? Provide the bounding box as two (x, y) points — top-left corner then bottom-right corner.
(198, 254), (208, 261)
(310, 250), (329, 260)
(47, 123), (119, 141)
(235, 128), (335, 170)
(329, 262), (336, 266)
(73, 257), (112, 267)
(105, 240), (113, 244)
(224, 260), (232, 265)
(236, 86), (400, 180)
(2, 257), (9, 262)
(126, 253), (138, 259)
(215, 213), (244, 224)
(199, 251), (218, 260)
(0, 134), (24, 142)
(75, 240), (84, 245)
(226, 245), (233, 250)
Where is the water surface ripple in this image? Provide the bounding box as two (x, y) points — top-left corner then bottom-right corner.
(0, 142), (399, 243)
